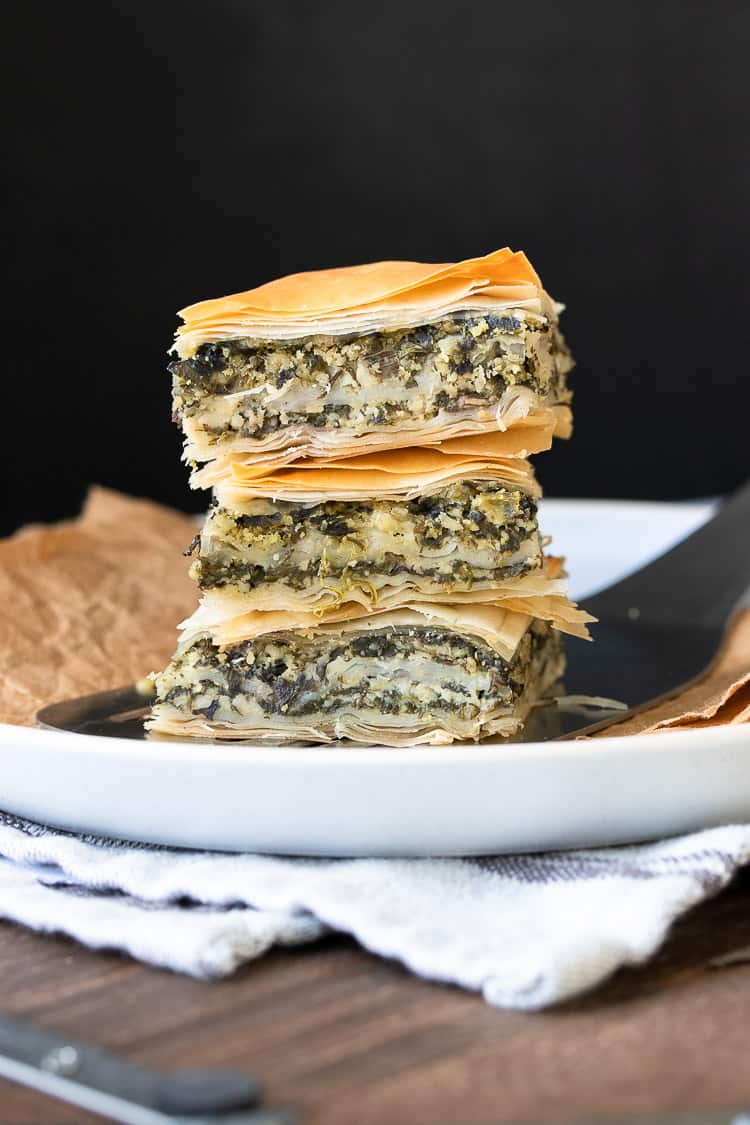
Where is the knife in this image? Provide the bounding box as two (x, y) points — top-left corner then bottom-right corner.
(0, 1010), (294, 1124)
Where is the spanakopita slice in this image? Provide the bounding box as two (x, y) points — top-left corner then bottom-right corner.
(170, 248), (573, 467)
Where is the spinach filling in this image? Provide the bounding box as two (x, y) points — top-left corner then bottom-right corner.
(170, 312), (572, 441)
(190, 483), (540, 593)
(156, 621), (559, 724)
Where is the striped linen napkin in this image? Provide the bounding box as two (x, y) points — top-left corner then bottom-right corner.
(1, 811), (749, 1010)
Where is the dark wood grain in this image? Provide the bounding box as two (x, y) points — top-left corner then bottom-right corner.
(4, 873), (750, 1124)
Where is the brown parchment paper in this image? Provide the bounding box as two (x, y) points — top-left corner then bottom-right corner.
(0, 488), (197, 727)
(591, 608), (750, 737)
(1, 487), (748, 736)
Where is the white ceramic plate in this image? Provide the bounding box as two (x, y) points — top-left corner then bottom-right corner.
(2, 498), (748, 857)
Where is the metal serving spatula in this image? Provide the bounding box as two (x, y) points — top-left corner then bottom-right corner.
(37, 482), (750, 743)
(551, 477), (750, 738)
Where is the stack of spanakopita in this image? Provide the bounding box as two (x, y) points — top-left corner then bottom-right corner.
(149, 248), (592, 745)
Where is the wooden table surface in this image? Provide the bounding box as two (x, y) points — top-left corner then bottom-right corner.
(4, 871), (750, 1125)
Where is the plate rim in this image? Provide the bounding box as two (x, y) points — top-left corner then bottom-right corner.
(3, 717), (748, 769)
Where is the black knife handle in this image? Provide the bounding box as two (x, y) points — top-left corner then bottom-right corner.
(586, 478), (750, 628)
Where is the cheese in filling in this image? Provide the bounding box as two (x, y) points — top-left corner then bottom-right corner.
(188, 482), (541, 600)
(148, 619), (563, 745)
(171, 310), (572, 455)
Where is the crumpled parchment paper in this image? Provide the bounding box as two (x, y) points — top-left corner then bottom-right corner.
(0, 488), (196, 726)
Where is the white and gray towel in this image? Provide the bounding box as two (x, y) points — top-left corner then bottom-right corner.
(0, 812), (748, 1010)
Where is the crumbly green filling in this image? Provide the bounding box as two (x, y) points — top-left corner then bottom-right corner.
(170, 312), (572, 442)
(189, 483), (540, 593)
(154, 621), (558, 724)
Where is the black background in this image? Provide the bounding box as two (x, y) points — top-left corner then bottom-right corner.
(4, 1), (749, 535)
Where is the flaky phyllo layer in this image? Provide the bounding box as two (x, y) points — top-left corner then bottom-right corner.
(170, 249), (573, 467)
(192, 424), (559, 498)
(177, 558), (593, 661)
(147, 616), (564, 746)
(188, 482), (542, 610)
(180, 553), (593, 639)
